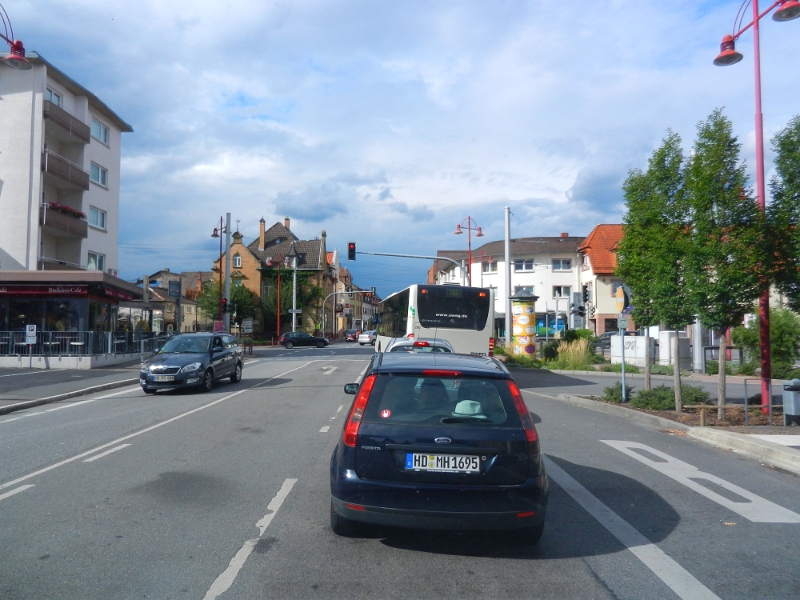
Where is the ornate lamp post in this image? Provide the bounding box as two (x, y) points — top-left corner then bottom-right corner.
(210, 218), (227, 322)
(454, 216), (484, 287)
(713, 0), (800, 412)
(0, 4), (31, 71)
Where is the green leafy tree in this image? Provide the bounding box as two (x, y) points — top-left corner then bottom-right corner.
(260, 267), (325, 335)
(617, 131), (693, 408)
(767, 115), (800, 312)
(196, 280), (255, 325)
(197, 280), (224, 322)
(732, 308), (800, 378)
(683, 109), (765, 418)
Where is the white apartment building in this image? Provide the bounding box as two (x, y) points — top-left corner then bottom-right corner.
(0, 52), (132, 273)
(430, 233), (586, 335)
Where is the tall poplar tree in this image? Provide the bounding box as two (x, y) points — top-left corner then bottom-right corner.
(617, 131), (694, 409)
(683, 110), (765, 418)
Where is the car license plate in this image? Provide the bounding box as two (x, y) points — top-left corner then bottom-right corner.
(405, 453), (479, 473)
(154, 375), (174, 382)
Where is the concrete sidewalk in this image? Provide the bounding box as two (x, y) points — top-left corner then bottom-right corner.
(545, 391), (800, 477)
(0, 365), (140, 415)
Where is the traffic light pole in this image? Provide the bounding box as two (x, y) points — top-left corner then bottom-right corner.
(353, 251), (471, 286)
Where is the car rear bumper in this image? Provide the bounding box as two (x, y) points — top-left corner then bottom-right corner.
(331, 494), (546, 531)
(331, 467), (548, 531)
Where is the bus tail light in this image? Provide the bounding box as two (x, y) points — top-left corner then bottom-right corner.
(343, 374), (377, 447)
(489, 337), (495, 357)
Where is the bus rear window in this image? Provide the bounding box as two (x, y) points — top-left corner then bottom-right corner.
(417, 286), (490, 330)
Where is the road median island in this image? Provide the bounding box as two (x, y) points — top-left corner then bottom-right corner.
(545, 391), (800, 477)
(0, 378), (139, 416)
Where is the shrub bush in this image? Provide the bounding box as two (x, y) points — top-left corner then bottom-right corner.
(772, 361), (795, 380)
(542, 340), (560, 361)
(603, 381), (634, 403)
(597, 362), (640, 374)
(705, 360), (733, 375)
(649, 364), (673, 375)
(631, 384), (710, 410)
(503, 353), (542, 368)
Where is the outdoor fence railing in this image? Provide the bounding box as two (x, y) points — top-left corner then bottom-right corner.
(0, 331), (174, 357)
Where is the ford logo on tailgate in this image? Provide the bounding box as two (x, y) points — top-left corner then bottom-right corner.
(434, 437), (452, 444)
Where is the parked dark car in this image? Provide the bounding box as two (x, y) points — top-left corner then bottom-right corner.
(344, 329), (360, 342)
(139, 333), (243, 394)
(595, 330), (638, 349)
(278, 331), (330, 348)
(330, 352), (548, 542)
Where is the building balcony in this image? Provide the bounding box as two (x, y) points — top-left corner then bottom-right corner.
(41, 150), (90, 191)
(39, 204), (88, 239)
(37, 257), (85, 271)
(43, 101), (91, 145)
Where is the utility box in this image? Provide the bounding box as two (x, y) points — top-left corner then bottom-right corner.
(658, 331), (691, 370)
(782, 379), (800, 426)
(610, 335), (655, 368)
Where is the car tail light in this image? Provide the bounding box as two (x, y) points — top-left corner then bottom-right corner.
(343, 374), (377, 447)
(406, 333), (415, 338)
(507, 380), (538, 442)
(479, 291), (487, 297)
(422, 369), (461, 377)
(413, 341), (430, 347)
(489, 337), (495, 357)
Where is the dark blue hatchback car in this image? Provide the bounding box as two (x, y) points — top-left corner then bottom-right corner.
(330, 352), (548, 542)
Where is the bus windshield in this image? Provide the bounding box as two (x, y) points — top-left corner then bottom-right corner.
(417, 286), (490, 330)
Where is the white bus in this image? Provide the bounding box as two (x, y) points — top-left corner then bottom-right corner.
(375, 285), (495, 355)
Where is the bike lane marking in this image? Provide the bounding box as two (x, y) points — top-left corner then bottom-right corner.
(544, 456), (720, 600)
(601, 441), (800, 523)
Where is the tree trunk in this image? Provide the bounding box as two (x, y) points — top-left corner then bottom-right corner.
(644, 329), (651, 391)
(673, 334), (682, 413)
(718, 332), (727, 420)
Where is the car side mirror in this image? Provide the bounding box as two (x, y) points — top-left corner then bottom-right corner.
(213, 346), (224, 353)
(344, 383), (359, 395)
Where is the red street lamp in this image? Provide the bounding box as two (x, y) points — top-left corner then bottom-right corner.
(713, 0), (800, 413)
(0, 4), (31, 71)
(210, 218), (227, 321)
(454, 216), (484, 286)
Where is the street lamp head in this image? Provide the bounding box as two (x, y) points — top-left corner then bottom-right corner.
(454, 224), (463, 235)
(713, 35), (743, 66)
(773, 0), (800, 21)
(2, 39), (31, 70)
(475, 227), (484, 237)
(211, 227), (220, 238)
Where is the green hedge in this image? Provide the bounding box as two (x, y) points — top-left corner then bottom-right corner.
(630, 384), (710, 410)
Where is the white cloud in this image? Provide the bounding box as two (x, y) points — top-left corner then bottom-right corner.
(10, 0), (799, 295)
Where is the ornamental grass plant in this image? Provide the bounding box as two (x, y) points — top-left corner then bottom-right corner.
(548, 338), (593, 371)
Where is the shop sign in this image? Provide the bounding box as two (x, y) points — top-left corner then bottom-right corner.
(105, 288), (134, 301)
(0, 285), (88, 295)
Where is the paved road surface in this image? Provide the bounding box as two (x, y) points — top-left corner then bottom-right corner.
(1, 346), (799, 599)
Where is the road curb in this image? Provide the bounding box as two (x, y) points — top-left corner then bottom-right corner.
(0, 378), (139, 416)
(542, 392), (800, 476)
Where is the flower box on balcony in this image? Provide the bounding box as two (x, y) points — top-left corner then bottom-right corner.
(48, 202), (87, 219)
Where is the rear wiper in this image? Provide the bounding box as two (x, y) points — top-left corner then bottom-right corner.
(440, 417), (493, 423)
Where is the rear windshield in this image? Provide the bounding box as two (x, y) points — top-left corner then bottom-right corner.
(362, 374), (518, 427)
(417, 286), (490, 330)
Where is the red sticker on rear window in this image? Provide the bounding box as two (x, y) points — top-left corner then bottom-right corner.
(381, 409), (391, 419)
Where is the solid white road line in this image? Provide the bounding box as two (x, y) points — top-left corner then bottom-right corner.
(0, 485), (35, 502)
(203, 478), (297, 600)
(602, 441), (800, 523)
(0, 363), (312, 493)
(543, 456), (720, 600)
(83, 444), (131, 463)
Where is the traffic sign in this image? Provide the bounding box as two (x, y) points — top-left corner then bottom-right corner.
(25, 324), (37, 344)
(618, 317), (628, 329)
(288, 309), (302, 314)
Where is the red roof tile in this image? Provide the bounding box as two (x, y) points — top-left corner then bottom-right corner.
(578, 224), (624, 275)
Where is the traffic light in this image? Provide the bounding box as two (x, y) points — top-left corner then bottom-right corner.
(347, 242), (356, 261)
(582, 285), (590, 303)
(221, 298), (228, 313)
(577, 305), (586, 318)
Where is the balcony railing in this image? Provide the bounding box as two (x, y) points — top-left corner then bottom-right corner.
(39, 204), (88, 238)
(43, 100), (91, 144)
(41, 150), (90, 191)
(37, 257), (85, 271)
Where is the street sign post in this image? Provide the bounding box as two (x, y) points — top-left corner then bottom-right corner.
(288, 309), (302, 314)
(25, 324), (37, 344)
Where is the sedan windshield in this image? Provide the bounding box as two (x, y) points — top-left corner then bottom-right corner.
(160, 337), (210, 354)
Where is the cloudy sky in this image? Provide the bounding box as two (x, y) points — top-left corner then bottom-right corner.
(10, 0), (800, 296)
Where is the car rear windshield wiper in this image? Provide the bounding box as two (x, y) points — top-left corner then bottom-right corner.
(440, 417), (493, 424)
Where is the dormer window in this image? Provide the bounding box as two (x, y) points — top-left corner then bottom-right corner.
(233, 254), (242, 268)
